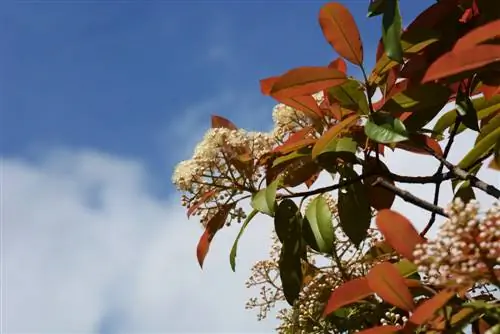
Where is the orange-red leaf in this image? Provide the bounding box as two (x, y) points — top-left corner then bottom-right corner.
(323, 277), (373, 316)
(311, 113), (360, 159)
(273, 127), (317, 155)
(318, 2), (363, 65)
(328, 57), (348, 74)
(357, 326), (401, 334)
(211, 115), (237, 130)
(196, 204), (234, 268)
(367, 262), (415, 311)
(409, 290), (455, 325)
(423, 45), (500, 83)
(187, 190), (216, 218)
(278, 95), (323, 120)
(396, 134), (443, 157)
(481, 83), (500, 100)
(260, 76), (280, 95)
(375, 209), (425, 260)
(270, 66), (347, 99)
(453, 19), (500, 52)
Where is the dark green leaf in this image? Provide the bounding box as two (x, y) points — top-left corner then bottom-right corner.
(367, 0), (386, 17)
(338, 166), (372, 246)
(229, 209), (258, 272)
(365, 113), (409, 144)
(303, 195), (335, 253)
(274, 199), (301, 244)
(251, 177), (280, 216)
(456, 87), (479, 132)
(279, 245), (303, 306)
(382, 0), (403, 63)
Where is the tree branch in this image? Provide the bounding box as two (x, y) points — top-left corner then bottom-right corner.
(372, 177), (448, 217)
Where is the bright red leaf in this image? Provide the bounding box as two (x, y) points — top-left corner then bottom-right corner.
(211, 115), (237, 130)
(367, 262), (416, 312)
(323, 277), (373, 316)
(196, 204), (235, 268)
(375, 209), (425, 260)
(270, 66), (347, 99)
(260, 76), (280, 95)
(409, 290), (456, 325)
(318, 2), (364, 65)
(423, 45), (500, 83)
(453, 20), (500, 52)
(328, 57), (348, 74)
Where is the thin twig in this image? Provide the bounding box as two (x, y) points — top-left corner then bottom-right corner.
(372, 177), (448, 217)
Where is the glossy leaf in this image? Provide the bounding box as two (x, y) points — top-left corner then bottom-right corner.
(396, 134), (443, 157)
(272, 148), (311, 168)
(488, 139), (500, 170)
(375, 209), (425, 260)
(270, 66), (347, 99)
(229, 209), (258, 272)
(283, 159), (322, 188)
(251, 178), (280, 216)
(312, 114), (360, 159)
(328, 79), (370, 115)
(279, 245), (303, 306)
(458, 126), (500, 169)
(304, 195), (335, 253)
(211, 115), (237, 130)
(382, 0), (403, 63)
(409, 290), (456, 325)
(367, 262), (415, 311)
(367, 0), (386, 17)
(274, 199), (301, 244)
(363, 157), (395, 210)
(423, 45), (500, 83)
(365, 113), (409, 144)
(456, 85), (480, 132)
(274, 137), (316, 155)
(323, 278), (373, 316)
(328, 57), (348, 74)
(318, 2), (364, 65)
(453, 20), (500, 52)
(476, 113), (500, 143)
(338, 166), (372, 246)
(196, 204), (235, 268)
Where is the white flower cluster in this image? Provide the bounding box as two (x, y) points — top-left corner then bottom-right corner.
(172, 127), (275, 192)
(379, 311), (408, 327)
(413, 199), (500, 287)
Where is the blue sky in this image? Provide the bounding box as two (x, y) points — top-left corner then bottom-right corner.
(4, 1), (498, 333)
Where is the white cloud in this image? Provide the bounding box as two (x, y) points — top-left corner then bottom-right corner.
(2, 102), (498, 333)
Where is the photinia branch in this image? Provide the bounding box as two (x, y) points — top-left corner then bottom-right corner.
(372, 177), (448, 217)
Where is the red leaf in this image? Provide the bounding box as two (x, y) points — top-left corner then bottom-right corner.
(367, 262), (416, 312)
(375, 209), (425, 260)
(481, 83), (500, 100)
(187, 190), (216, 218)
(409, 290), (456, 325)
(323, 278), (373, 316)
(273, 128), (316, 154)
(357, 326), (401, 334)
(406, 1), (457, 32)
(311, 113), (360, 159)
(375, 38), (384, 62)
(196, 204), (235, 268)
(328, 57), (348, 74)
(276, 95), (323, 119)
(453, 20), (500, 52)
(396, 134), (443, 157)
(211, 115), (237, 130)
(270, 66), (347, 99)
(260, 76), (280, 95)
(423, 45), (500, 83)
(318, 2), (364, 65)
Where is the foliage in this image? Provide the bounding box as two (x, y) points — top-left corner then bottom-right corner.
(172, 0), (500, 332)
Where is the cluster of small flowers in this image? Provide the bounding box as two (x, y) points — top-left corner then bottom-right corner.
(413, 199), (500, 287)
(379, 311), (408, 327)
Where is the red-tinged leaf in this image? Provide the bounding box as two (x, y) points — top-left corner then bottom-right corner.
(409, 290), (456, 325)
(273, 127), (316, 155)
(367, 262), (415, 311)
(196, 204), (235, 268)
(375, 209), (425, 260)
(454, 20), (500, 52)
(363, 157), (396, 210)
(323, 278), (373, 316)
(404, 279), (422, 288)
(423, 45), (500, 83)
(260, 76), (279, 95)
(481, 83), (500, 100)
(405, 1), (457, 32)
(270, 66), (347, 99)
(211, 115), (237, 130)
(187, 190), (217, 218)
(356, 326), (401, 334)
(396, 134), (443, 157)
(328, 57), (347, 74)
(277, 95), (323, 119)
(318, 2), (364, 65)
(376, 38), (385, 62)
(312, 113), (360, 159)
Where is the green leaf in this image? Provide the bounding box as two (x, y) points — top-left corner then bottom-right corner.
(251, 178), (280, 216)
(367, 0), (386, 17)
(365, 113), (409, 144)
(274, 199), (302, 245)
(476, 113), (500, 144)
(458, 126), (500, 169)
(338, 166), (372, 246)
(229, 209), (258, 272)
(272, 148), (311, 167)
(454, 180), (476, 204)
(433, 95), (500, 139)
(456, 87), (479, 132)
(279, 244), (303, 306)
(394, 259), (418, 278)
(382, 0), (403, 63)
(303, 195), (335, 254)
(328, 79), (370, 115)
(382, 83), (451, 115)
